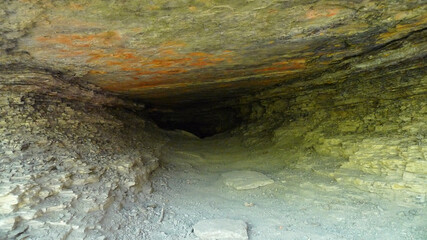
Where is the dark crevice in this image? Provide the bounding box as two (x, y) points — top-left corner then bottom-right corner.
(147, 105), (242, 138)
(340, 27), (427, 62)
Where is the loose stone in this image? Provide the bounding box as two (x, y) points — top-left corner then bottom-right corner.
(193, 219), (248, 240)
(222, 170), (274, 190)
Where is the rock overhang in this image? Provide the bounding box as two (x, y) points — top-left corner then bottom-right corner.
(9, 0), (426, 108)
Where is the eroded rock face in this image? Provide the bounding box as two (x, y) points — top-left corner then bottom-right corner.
(0, 0), (426, 238)
(0, 71), (168, 239)
(1, 0), (426, 106)
(236, 36), (427, 201)
(1, 0), (425, 136)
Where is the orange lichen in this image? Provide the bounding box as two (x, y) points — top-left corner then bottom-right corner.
(147, 5), (160, 11)
(113, 51), (138, 60)
(69, 3), (85, 10)
(188, 52), (211, 57)
(88, 70), (107, 75)
(95, 48), (232, 88)
(121, 67), (142, 72)
(37, 31), (121, 48)
(160, 49), (178, 56)
(306, 8), (339, 19)
(35, 31), (234, 92)
(189, 60), (214, 67)
(377, 15), (427, 43)
(161, 41), (187, 48)
(149, 58), (192, 68)
(87, 51), (107, 62)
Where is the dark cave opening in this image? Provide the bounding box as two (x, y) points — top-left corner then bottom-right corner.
(146, 104), (243, 138)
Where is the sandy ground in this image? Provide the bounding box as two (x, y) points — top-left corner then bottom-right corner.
(132, 132), (426, 240)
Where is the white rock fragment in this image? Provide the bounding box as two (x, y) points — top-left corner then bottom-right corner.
(0, 216), (16, 233)
(193, 219), (248, 240)
(0, 194), (18, 214)
(222, 170), (274, 190)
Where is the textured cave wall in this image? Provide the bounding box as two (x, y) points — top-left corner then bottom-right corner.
(0, 1), (426, 237)
(0, 70), (168, 239)
(1, 0), (426, 105)
(235, 31), (427, 202)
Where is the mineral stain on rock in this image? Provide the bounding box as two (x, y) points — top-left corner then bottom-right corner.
(14, 0), (426, 104)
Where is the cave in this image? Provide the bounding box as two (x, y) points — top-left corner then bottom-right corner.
(0, 1), (426, 240)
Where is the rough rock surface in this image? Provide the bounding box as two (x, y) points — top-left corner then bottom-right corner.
(0, 70), (168, 239)
(222, 171), (274, 190)
(0, 0), (426, 239)
(235, 32), (427, 202)
(0, 0), (425, 106)
(193, 219), (248, 240)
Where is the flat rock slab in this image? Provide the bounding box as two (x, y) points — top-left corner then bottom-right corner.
(193, 219), (248, 240)
(222, 170), (274, 190)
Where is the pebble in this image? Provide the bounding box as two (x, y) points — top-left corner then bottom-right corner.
(193, 219), (248, 240)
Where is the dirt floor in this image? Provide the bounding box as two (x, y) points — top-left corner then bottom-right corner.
(115, 131), (426, 240)
(2, 120), (425, 239)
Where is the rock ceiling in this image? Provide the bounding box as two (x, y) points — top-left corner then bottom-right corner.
(1, 0), (426, 106)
